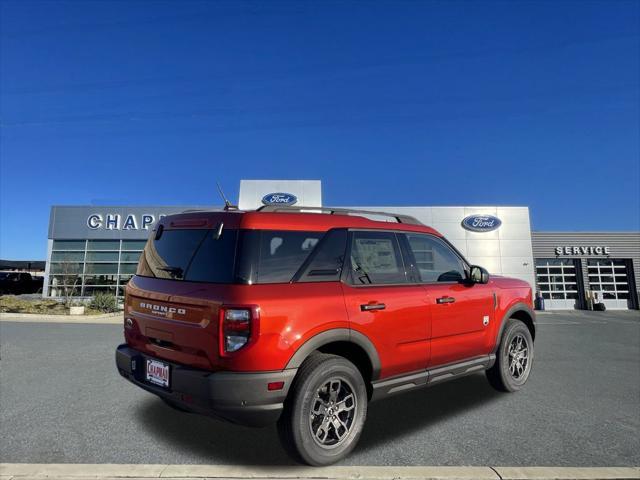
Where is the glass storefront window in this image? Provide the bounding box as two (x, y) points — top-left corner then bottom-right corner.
(84, 286), (117, 296)
(52, 240), (85, 251)
(85, 263), (119, 274)
(121, 240), (146, 250)
(84, 274), (118, 286)
(119, 263), (138, 274)
(120, 252), (141, 263)
(50, 262), (83, 274)
(86, 251), (119, 262)
(51, 251), (85, 262)
(87, 240), (120, 250)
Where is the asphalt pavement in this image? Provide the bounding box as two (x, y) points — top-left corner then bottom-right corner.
(1, 311), (638, 466)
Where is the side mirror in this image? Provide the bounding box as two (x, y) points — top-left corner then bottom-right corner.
(469, 265), (490, 284)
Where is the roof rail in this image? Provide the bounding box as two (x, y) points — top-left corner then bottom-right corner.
(180, 208), (226, 214)
(256, 205), (423, 226)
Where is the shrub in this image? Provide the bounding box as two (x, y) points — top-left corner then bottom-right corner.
(89, 292), (118, 313)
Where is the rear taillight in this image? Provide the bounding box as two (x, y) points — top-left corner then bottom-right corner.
(219, 306), (259, 356)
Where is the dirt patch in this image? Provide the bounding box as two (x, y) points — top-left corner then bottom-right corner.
(0, 295), (102, 315)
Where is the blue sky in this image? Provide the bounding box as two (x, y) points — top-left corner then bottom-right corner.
(1, 0), (639, 259)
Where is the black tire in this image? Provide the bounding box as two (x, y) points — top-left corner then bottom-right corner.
(486, 318), (534, 392)
(277, 353), (368, 466)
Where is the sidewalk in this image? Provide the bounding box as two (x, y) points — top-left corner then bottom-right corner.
(1, 464), (639, 480)
(0, 312), (122, 324)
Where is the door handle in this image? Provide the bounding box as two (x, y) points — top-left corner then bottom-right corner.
(436, 296), (456, 304)
(360, 303), (386, 311)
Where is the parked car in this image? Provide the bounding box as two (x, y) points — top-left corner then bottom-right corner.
(115, 207), (535, 465)
(0, 272), (43, 295)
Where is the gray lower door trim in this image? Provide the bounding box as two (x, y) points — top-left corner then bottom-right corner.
(427, 355), (495, 384)
(370, 354), (495, 402)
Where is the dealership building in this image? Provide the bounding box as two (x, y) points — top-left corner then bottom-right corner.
(44, 180), (640, 311)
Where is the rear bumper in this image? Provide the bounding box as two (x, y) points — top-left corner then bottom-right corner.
(115, 344), (296, 427)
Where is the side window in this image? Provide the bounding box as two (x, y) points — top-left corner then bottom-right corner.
(297, 229), (347, 283)
(405, 234), (466, 283)
(349, 231), (407, 285)
(256, 230), (323, 283)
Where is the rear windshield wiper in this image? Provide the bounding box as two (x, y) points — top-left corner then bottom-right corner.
(158, 266), (184, 279)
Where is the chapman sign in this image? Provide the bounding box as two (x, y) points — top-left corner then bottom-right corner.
(555, 246), (611, 256)
(86, 213), (164, 230)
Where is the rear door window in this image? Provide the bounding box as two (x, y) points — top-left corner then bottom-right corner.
(348, 231), (408, 285)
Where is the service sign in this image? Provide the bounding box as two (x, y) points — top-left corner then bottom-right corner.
(461, 214), (502, 232)
(555, 246), (611, 256)
(261, 192), (298, 206)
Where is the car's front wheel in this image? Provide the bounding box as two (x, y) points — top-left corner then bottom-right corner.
(277, 353), (368, 466)
(486, 318), (534, 392)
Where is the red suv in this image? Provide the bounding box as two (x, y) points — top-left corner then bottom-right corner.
(116, 206), (535, 465)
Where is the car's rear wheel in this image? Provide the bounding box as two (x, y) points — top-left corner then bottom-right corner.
(277, 353), (368, 466)
(486, 318), (534, 392)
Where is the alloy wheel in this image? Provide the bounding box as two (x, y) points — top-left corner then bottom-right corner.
(309, 377), (357, 448)
(508, 333), (529, 379)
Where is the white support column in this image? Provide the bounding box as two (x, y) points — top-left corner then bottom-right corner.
(42, 239), (54, 298)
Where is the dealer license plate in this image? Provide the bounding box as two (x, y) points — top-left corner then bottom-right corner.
(145, 359), (170, 388)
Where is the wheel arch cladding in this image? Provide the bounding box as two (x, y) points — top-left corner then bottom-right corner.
(492, 302), (536, 354)
(510, 308), (536, 341)
(285, 328), (381, 382)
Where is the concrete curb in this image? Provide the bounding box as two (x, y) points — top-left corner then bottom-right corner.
(0, 464), (638, 480)
(0, 312), (122, 324)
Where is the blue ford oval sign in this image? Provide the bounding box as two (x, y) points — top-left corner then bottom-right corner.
(461, 214), (502, 232)
(261, 192), (298, 206)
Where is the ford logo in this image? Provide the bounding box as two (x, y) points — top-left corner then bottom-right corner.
(261, 192), (298, 206)
(461, 214), (502, 232)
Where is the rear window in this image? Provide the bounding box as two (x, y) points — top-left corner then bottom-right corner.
(136, 228), (339, 285)
(137, 229), (238, 283)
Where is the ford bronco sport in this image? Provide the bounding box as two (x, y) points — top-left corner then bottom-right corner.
(116, 206), (535, 465)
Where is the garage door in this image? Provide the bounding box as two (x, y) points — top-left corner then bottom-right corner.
(587, 259), (631, 310)
(535, 258), (580, 310)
